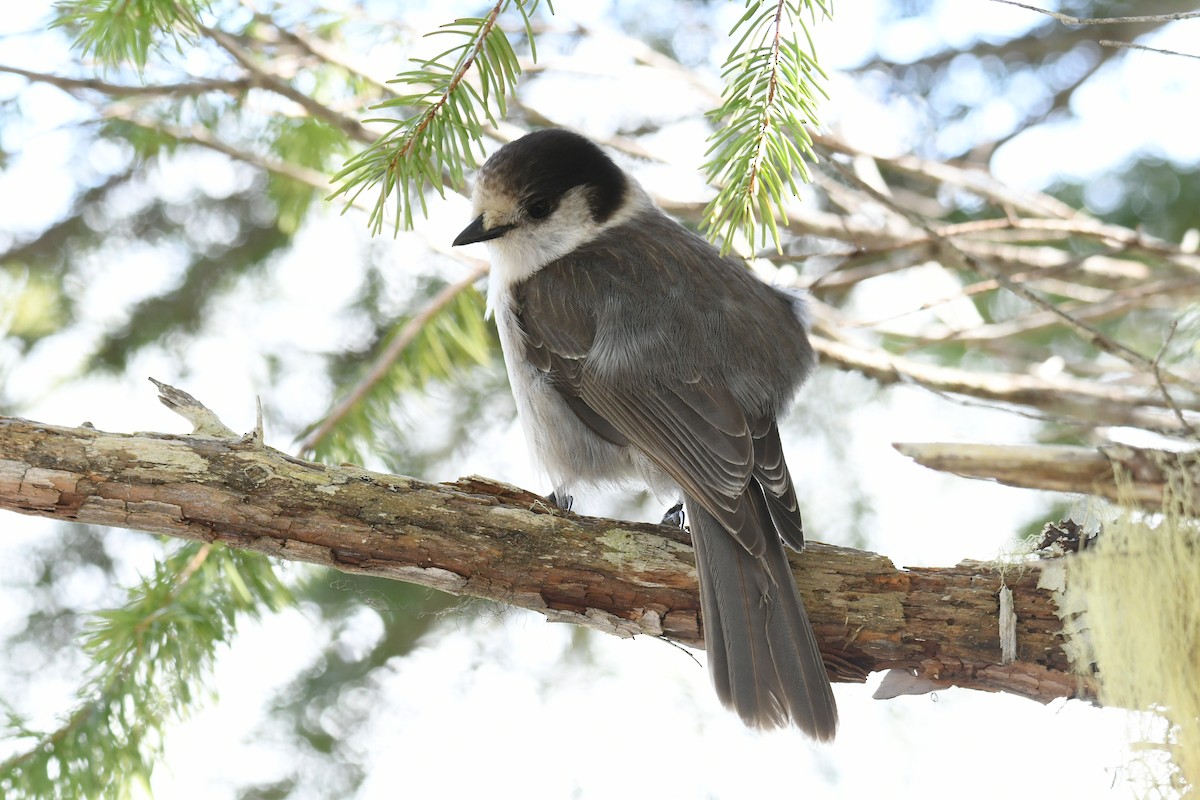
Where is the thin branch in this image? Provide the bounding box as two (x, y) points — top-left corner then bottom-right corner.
(947, 239), (1192, 389)
(929, 276), (1200, 343)
(809, 326), (1200, 433)
(102, 111), (336, 195)
(197, 23), (375, 143)
(994, 218), (1200, 267)
(0, 64), (252, 97)
(1152, 319), (1200, 438)
(811, 133), (1079, 220)
(989, 1), (1200, 25)
(822, 158), (1200, 398)
(895, 441), (1200, 510)
(1099, 39), (1200, 60)
(852, 260), (1081, 330)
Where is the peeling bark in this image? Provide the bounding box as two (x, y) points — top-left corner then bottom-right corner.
(0, 410), (1096, 704)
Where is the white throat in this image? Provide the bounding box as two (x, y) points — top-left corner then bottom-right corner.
(483, 181), (653, 317)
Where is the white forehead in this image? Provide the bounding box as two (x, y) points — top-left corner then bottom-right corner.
(470, 170), (519, 216)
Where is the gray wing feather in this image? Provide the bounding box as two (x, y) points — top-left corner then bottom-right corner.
(509, 213), (835, 736)
(751, 417), (806, 550)
(516, 266), (769, 555)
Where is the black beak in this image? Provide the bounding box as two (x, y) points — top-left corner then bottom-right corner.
(453, 214), (514, 246)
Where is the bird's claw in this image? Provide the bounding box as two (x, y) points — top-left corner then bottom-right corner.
(661, 502), (685, 528)
(546, 490), (574, 512)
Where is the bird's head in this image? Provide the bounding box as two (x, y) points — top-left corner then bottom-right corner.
(452, 129), (633, 273)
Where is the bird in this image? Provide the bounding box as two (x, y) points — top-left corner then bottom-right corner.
(451, 128), (837, 739)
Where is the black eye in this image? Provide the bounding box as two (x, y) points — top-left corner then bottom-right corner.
(526, 198), (553, 219)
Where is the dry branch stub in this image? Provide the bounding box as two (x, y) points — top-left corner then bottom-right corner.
(895, 441), (1200, 511)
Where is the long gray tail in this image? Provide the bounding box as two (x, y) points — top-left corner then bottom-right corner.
(687, 493), (838, 739)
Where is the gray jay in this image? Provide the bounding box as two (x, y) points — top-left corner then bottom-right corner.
(452, 128), (837, 739)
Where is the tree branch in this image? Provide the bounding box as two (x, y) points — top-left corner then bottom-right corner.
(895, 442), (1200, 511)
(0, 386), (1100, 706)
(99, 112), (335, 194)
(821, 158), (1200, 404)
(809, 328), (1200, 434)
(198, 23), (375, 144)
(0, 64), (253, 98)
(1099, 39), (1200, 61)
(989, 1), (1200, 26)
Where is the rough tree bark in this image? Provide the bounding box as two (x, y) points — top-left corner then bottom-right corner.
(0, 384), (1098, 705)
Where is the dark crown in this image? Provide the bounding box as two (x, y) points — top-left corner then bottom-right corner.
(481, 129), (628, 224)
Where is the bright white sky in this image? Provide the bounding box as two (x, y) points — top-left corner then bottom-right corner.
(2, 1), (1197, 798)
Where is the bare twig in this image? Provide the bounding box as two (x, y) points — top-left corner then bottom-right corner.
(895, 441), (1200, 509)
(822, 158), (1200, 399)
(854, 260), (1080, 330)
(1152, 320), (1200, 438)
(101, 112), (336, 195)
(811, 133), (1079, 220)
(947, 241), (1194, 391)
(1099, 40), (1200, 60)
(0, 64), (252, 97)
(150, 377), (236, 437)
(197, 23), (375, 143)
(810, 329), (1199, 433)
(989, 1), (1200, 26)
(932, 276), (1200, 343)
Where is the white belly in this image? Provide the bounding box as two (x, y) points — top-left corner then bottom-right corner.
(493, 294), (645, 497)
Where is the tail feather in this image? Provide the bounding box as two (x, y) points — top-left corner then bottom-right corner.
(687, 492), (837, 739)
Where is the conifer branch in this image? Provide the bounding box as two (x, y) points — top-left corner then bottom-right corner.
(702, 0), (830, 252)
(331, 1), (552, 235)
(0, 539), (288, 799)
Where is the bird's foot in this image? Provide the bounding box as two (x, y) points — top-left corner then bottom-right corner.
(661, 502), (685, 528)
(545, 490), (574, 512)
